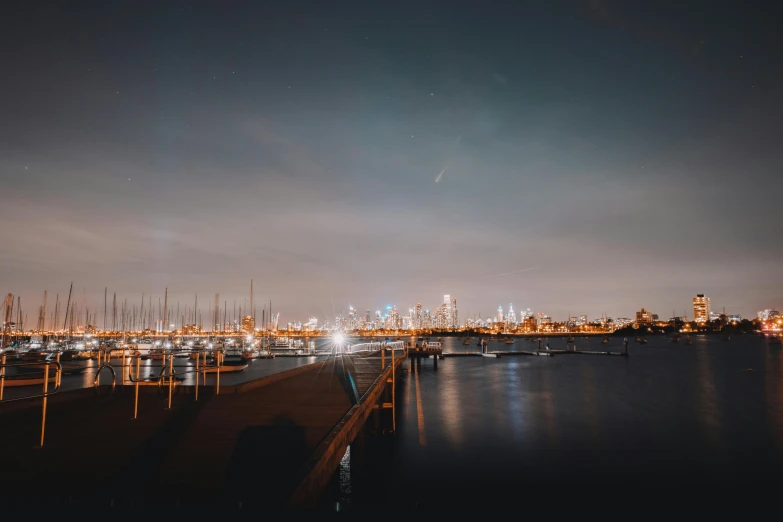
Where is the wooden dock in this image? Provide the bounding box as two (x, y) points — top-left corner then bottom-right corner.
(444, 348), (627, 357)
(0, 350), (406, 512)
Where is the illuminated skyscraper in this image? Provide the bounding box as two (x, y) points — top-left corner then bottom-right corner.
(348, 305), (357, 330)
(693, 294), (710, 323)
(442, 295), (452, 329)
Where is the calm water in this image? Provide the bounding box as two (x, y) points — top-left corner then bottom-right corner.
(6, 333), (783, 507)
(0, 337), (341, 400)
(331, 333), (783, 509)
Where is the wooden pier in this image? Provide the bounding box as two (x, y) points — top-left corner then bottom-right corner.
(0, 349), (406, 512)
(443, 346), (628, 358)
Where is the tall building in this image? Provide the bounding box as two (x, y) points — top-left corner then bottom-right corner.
(241, 315), (255, 333)
(636, 308), (653, 325)
(693, 294), (710, 323)
(442, 295), (453, 329)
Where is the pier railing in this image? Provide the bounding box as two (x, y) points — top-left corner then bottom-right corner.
(109, 348), (228, 417)
(0, 354), (64, 448)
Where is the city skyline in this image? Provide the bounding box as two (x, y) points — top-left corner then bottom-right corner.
(1, 283), (770, 332)
(1, 2), (781, 321)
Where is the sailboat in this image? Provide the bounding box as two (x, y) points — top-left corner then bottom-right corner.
(202, 352), (249, 373)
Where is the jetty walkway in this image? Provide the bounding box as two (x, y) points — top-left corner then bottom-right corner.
(0, 346), (406, 512)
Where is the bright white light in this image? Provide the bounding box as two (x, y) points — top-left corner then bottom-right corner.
(333, 333), (345, 345)
(246, 335), (252, 341)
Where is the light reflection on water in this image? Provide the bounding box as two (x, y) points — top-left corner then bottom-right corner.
(359, 334), (783, 505)
(0, 337), (346, 400)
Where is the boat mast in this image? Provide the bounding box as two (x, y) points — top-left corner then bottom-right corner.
(163, 286), (168, 333)
(40, 290), (47, 332)
(214, 293), (219, 334)
(63, 282), (73, 336)
(103, 287), (107, 335)
(16, 296), (21, 339)
(1, 293), (11, 349)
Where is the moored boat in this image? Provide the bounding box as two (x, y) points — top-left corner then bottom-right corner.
(201, 354), (249, 373)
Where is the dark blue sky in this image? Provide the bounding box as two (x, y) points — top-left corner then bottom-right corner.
(1, 0), (781, 324)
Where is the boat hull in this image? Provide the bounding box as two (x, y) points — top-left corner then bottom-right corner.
(202, 363), (248, 373)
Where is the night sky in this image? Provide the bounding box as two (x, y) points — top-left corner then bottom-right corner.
(1, 0), (781, 325)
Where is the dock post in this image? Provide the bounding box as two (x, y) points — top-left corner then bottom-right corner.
(194, 350), (199, 401)
(55, 351), (62, 388)
(392, 343), (396, 432)
(133, 356), (140, 419)
(0, 354), (5, 400)
(167, 354), (174, 409)
(38, 362), (50, 448)
(121, 351), (126, 386)
(216, 351), (221, 395)
(381, 344), (385, 369)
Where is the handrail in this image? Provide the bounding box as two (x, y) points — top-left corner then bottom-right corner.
(121, 348), (225, 416)
(93, 363), (117, 402)
(0, 358), (62, 448)
(0, 359), (63, 403)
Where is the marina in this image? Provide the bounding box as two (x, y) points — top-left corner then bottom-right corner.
(0, 340), (407, 511)
(2, 328), (783, 512)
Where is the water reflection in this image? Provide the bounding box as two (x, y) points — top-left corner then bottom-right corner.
(765, 347), (783, 451)
(581, 365), (601, 441)
(539, 369), (557, 444)
(383, 334), (783, 494)
(505, 360), (524, 445)
(438, 356), (464, 451)
(694, 344), (720, 448)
